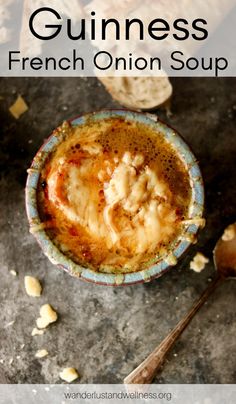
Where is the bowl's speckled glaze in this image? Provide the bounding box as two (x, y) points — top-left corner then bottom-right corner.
(25, 110), (204, 286)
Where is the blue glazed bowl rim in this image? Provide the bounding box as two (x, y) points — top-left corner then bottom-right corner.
(25, 109), (204, 286)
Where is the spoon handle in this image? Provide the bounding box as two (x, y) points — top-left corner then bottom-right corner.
(124, 274), (222, 384)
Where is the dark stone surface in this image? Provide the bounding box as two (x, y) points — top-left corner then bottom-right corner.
(0, 77), (235, 384)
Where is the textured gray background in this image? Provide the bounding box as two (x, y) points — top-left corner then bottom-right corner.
(0, 77), (235, 384)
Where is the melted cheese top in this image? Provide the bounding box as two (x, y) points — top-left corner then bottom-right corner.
(39, 119), (189, 273)
(46, 149), (176, 266)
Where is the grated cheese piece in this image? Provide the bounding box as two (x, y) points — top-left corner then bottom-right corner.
(190, 252), (209, 273)
(10, 270), (17, 276)
(9, 95), (28, 119)
(24, 276), (42, 297)
(222, 224), (236, 241)
(183, 218), (206, 228)
(36, 304), (58, 329)
(31, 327), (45, 336)
(29, 223), (46, 234)
(35, 349), (48, 358)
(36, 317), (50, 329)
(59, 368), (79, 383)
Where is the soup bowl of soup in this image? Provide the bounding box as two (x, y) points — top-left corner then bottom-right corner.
(25, 110), (204, 286)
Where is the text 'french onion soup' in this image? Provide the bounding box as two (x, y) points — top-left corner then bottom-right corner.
(36, 116), (202, 274)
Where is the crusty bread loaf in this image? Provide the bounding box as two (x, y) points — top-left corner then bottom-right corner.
(0, 0), (14, 44)
(98, 76), (172, 110)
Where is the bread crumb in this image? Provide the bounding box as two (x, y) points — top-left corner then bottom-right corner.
(36, 304), (58, 329)
(222, 224), (236, 241)
(59, 368), (79, 383)
(31, 327), (45, 336)
(24, 276), (42, 297)
(35, 349), (48, 358)
(10, 270), (17, 276)
(190, 253), (209, 273)
(9, 95), (28, 119)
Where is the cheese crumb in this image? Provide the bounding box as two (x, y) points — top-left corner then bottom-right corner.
(10, 270), (17, 276)
(35, 349), (48, 358)
(24, 276), (42, 297)
(31, 327), (45, 336)
(9, 95), (28, 119)
(222, 224), (236, 241)
(59, 368), (79, 383)
(190, 252), (209, 273)
(36, 304), (58, 329)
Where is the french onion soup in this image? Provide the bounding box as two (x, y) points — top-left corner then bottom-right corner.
(37, 117), (194, 274)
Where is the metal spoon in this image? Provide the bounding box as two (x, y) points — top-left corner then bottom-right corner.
(124, 223), (236, 384)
